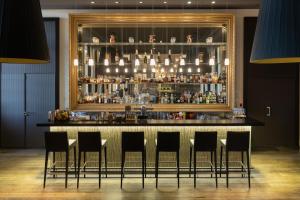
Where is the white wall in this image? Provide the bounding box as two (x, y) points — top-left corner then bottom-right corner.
(42, 9), (259, 109)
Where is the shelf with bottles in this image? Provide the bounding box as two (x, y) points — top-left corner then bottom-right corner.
(78, 71), (226, 85)
(78, 90), (227, 105)
(70, 13), (234, 111)
(78, 42), (227, 47)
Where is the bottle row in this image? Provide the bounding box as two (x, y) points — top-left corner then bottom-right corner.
(78, 72), (226, 85)
(78, 90), (227, 105)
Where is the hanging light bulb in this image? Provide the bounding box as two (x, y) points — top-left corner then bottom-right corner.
(124, 68), (128, 73)
(150, 49), (156, 66)
(134, 68), (137, 73)
(179, 68), (183, 73)
(209, 57), (215, 66)
(73, 59), (79, 66)
(104, 58), (109, 66)
(115, 68), (119, 73)
(88, 58), (95, 66)
(152, 68), (156, 73)
(180, 56), (185, 66)
(188, 67), (192, 73)
(224, 58), (230, 66)
(197, 67), (201, 73)
(119, 58), (125, 66)
(134, 49), (140, 67)
(170, 68), (174, 73)
(143, 68), (147, 73)
(106, 67), (110, 73)
(195, 58), (200, 66)
(164, 58), (170, 66)
(161, 68), (165, 73)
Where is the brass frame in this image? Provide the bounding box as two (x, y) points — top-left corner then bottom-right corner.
(69, 13), (235, 112)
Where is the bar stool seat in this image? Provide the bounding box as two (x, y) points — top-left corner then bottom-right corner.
(77, 132), (107, 188)
(189, 132), (218, 188)
(155, 131), (180, 188)
(121, 132), (146, 189)
(43, 131), (77, 188)
(219, 131), (251, 188)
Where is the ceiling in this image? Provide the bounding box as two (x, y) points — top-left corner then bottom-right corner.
(40, 0), (260, 9)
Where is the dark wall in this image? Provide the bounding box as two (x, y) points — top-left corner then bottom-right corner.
(0, 18), (59, 148)
(244, 17), (299, 148)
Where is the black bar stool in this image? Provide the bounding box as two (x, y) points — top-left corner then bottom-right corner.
(155, 131), (180, 188)
(77, 132), (107, 188)
(189, 131), (218, 188)
(121, 131), (146, 189)
(43, 131), (77, 188)
(220, 131), (251, 188)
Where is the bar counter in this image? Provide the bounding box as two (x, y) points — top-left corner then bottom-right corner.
(37, 118), (263, 127)
(37, 118), (263, 168)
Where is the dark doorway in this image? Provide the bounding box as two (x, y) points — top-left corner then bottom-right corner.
(244, 17), (299, 148)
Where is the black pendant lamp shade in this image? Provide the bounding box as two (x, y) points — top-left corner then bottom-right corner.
(250, 0), (300, 64)
(0, 0), (49, 64)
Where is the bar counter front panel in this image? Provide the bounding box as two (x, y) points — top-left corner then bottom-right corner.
(38, 119), (261, 168)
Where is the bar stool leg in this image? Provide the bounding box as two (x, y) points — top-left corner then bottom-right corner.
(142, 151), (145, 188)
(226, 150), (229, 188)
(177, 151), (180, 188)
(120, 151), (125, 188)
(189, 145), (192, 178)
(144, 148), (147, 178)
(194, 150), (196, 188)
(77, 151), (81, 188)
(99, 151), (102, 188)
(43, 151), (49, 188)
(65, 151), (69, 188)
(241, 151), (244, 178)
(83, 152), (86, 178)
(53, 152), (56, 178)
(247, 150), (251, 188)
(214, 150), (218, 188)
(210, 151), (213, 178)
(74, 147), (77, 178)
(155, 150), (159, 188)
(220, 146), (223, 177)
(104, 146), (108, 178)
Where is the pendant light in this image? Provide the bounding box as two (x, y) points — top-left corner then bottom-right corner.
(209, 57), (215, 66)
(251, 0), (300, 64)
(134, 49), (140, 67)
(224, 58), (230, 66)
(180, 56), (185, 66)
(150, 49), (156, 66)
(119, 58), (125, 66)
(0, 0), (49, 64)
(73, 59), (79, 66)
(88, 58), (95, 66)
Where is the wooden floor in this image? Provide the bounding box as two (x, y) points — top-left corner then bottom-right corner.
(0, 149), (299, 199)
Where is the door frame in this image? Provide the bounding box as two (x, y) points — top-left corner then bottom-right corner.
(243, 17), (299, 148)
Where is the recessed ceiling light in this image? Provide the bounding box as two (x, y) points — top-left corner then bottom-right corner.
(90, 1), (95, 4)
(187, 1), (192, 4)
(211, 1), (216, 4)
(163, 1), (167, 4)
(115, 1), (120, 4)
(139, 1), (143, 4)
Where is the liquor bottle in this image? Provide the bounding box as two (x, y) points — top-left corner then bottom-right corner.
(168, 49), (172, 64)
(157, 52), (161, 64)
(143, 52), (148, 64)
(115, 49), (120, 63)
